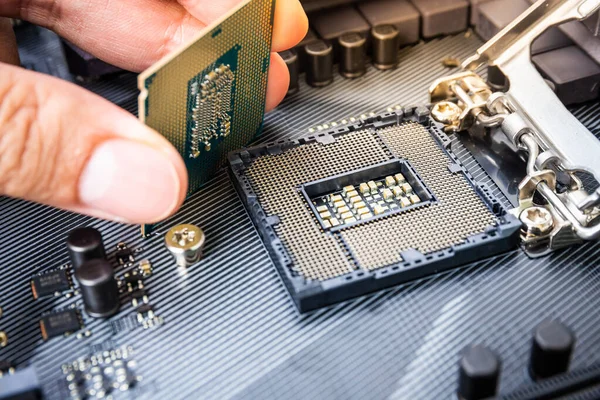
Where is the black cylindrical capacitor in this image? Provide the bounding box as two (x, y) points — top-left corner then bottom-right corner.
(372, 24), (400, 70)
(280, 49), (299, 95)
(67, 227), (106, 270)
(75, 259), (120, 318)
(305, 40), (333, 87)
(458, 345), (501, 400)
(338, 32), (367, 79)
(529, 320), (574, 380)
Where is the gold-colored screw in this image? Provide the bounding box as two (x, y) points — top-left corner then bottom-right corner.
(431, 101), (462, 126)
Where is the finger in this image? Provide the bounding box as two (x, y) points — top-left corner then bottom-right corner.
(1, 0), (206, 72)
(179, 0), (308, 52)
(265, 52), (289, 112)
(177, 0), (243, 24)
(2, 0), (307, 72)
(0, 62), (188, 223)
(0, 18), (19, 65)
(271, 0), (308, 52)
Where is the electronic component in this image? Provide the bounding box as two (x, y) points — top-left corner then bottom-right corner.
(230, 112), (521, 311)
(135, 304), (163, 329)
(303, 160), (434, 231)
(165, 224), (206, 268)
(66, 227), (106, 270)
(0, 331), (7, 348)
(131, 290), (148, 308)
(532, 45), (600, 105)
(311, 5), (371, 45)
(280, 49), (299, 95)
(39, 310), (82, 340)
(115, 242), (134, 265)
(61, 346), (138, 397)
(138, 260), (153, 277)
(529, 320), (575, 380)
(458, 345), (501, 400)
(305, 40), (334, 87)
(410, 0), (469, 38)
(338, 32), (367, 79)
(74, 259), (120, 318)
(476, 0), (529, 42)
(123, 270), (144, 293)
(357, 0), (420, 46)
(30, 269), (71, 299)
(138, 0), (276, 236)
(136, 304), (153, 318)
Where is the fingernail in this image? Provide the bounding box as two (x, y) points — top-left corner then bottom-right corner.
(79, 139), (181, 223)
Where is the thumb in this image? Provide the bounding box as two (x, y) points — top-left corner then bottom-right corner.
(0, 63), (188, 224)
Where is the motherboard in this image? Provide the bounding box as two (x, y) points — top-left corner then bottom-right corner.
(3, 0), (600, 399)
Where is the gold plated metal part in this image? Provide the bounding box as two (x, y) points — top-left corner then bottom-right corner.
(520, 207), (554, 237)
(165, 224), (206, 267)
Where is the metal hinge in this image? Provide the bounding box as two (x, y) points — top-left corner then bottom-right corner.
(429, 0), (600, 255)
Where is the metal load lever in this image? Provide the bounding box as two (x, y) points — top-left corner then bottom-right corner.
(429, 0), (600, 254)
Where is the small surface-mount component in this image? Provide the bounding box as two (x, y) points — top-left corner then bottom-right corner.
(136, 304), (154, 318)
(67, 227), (106, 270)
(529, 320), (575, 380)
(115, 242), (135, 265)
(165, 224), (206, 267)
(123, 270), (144, 294)
(39, 310), (82, 340)
(131, 289), (148, 308)
(0, 331), (7, 348)
(138, 260), (153, 277)
(305, 40), (334, 87)
(410, 0), (469, 38)
(30, 269), (71, 299)
(61, 345), (138, 397)
(280, 49), (299, 95)
(338, 32), (367, 79)
(75, 259), (120, 318)
(458, 344), (501, 400)
(136, 304), (163, 329)
(358, 0), (420, 46)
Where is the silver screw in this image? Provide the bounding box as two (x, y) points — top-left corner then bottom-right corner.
(165, 224), (205, 267)
(520, 206), (554, 236)
(431, 101), (462, 126)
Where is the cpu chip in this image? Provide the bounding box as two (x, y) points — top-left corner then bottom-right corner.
(138, 0), (276, 235)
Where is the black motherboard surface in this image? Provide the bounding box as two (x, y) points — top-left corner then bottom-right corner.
(2, 18), (600, 400)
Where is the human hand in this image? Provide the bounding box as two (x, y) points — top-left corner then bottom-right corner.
(0, 0), (307, 224)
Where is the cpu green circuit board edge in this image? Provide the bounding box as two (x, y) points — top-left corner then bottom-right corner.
(138, 0), (276, 236)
